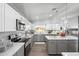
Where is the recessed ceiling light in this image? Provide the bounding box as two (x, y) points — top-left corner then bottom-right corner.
(49, 14), (52, 16)
(36, 16), (39, 19)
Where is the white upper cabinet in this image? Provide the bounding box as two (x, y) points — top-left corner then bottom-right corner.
(0, 3), (32, 32)
(5, 4), (17, 31)
(4, 4), (31, 31)
(0, 4), (2, 31)
(0, 4), (5, 32)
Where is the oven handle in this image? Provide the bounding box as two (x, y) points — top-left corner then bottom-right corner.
(25, 39), (31, 48)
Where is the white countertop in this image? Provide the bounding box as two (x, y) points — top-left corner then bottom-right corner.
(25, 34), (33, 38)
(62, 52), (79, 56)
(45, 36), (78, 40)
(0, 43), (24, 56)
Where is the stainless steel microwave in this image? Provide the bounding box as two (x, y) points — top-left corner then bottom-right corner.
(16, 19), (25, 31)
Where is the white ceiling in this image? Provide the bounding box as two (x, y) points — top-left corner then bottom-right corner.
(8, 3), (67, 23)
(8, 3), (79, 26)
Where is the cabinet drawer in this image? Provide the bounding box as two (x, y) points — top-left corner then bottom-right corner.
(68, 40), (77, 52)
(57, 40), (68, 54)
(47, 40), (57, 54)
(17, 45), (24, 56)
(13, 45), (24, 56)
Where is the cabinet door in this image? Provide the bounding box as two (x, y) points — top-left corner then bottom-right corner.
(57, 40), (68, 54)
(47, 40), (57, 54)
(0, 4), (5, 32)
(16, 45), (24, 56)
(68, 40), (77, 52)
(5, 4), (17, 31)
(0, 4), (2, 31)
(78, 16), (79, 52)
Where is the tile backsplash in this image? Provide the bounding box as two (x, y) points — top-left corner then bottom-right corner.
(0, 32), (15, 40)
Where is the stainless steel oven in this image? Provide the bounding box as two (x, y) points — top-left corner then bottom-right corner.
(23, 38), (31, 56)
(18, 38), (31, 56)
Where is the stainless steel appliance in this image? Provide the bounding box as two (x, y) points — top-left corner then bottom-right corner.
(16, 19), (25, 31)
(19, 38), (31, 56)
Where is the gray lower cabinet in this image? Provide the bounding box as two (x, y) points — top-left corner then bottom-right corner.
(47, 40), (57, 54)
(68, 40), (77, 52)
(47, 40), (77, 54)
(57, 40), (68, 54)
(13, 45), (24, 56)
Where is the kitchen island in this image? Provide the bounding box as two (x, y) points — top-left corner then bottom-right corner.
(45, 36), (78, 55)
(0, 43), (24, 56)
(45, 36), (78, 40)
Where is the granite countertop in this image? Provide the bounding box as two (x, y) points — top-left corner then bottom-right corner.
(45, 36), (78, 40)
(0, 43), (24, 56)
(62, 52), (79, 56)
